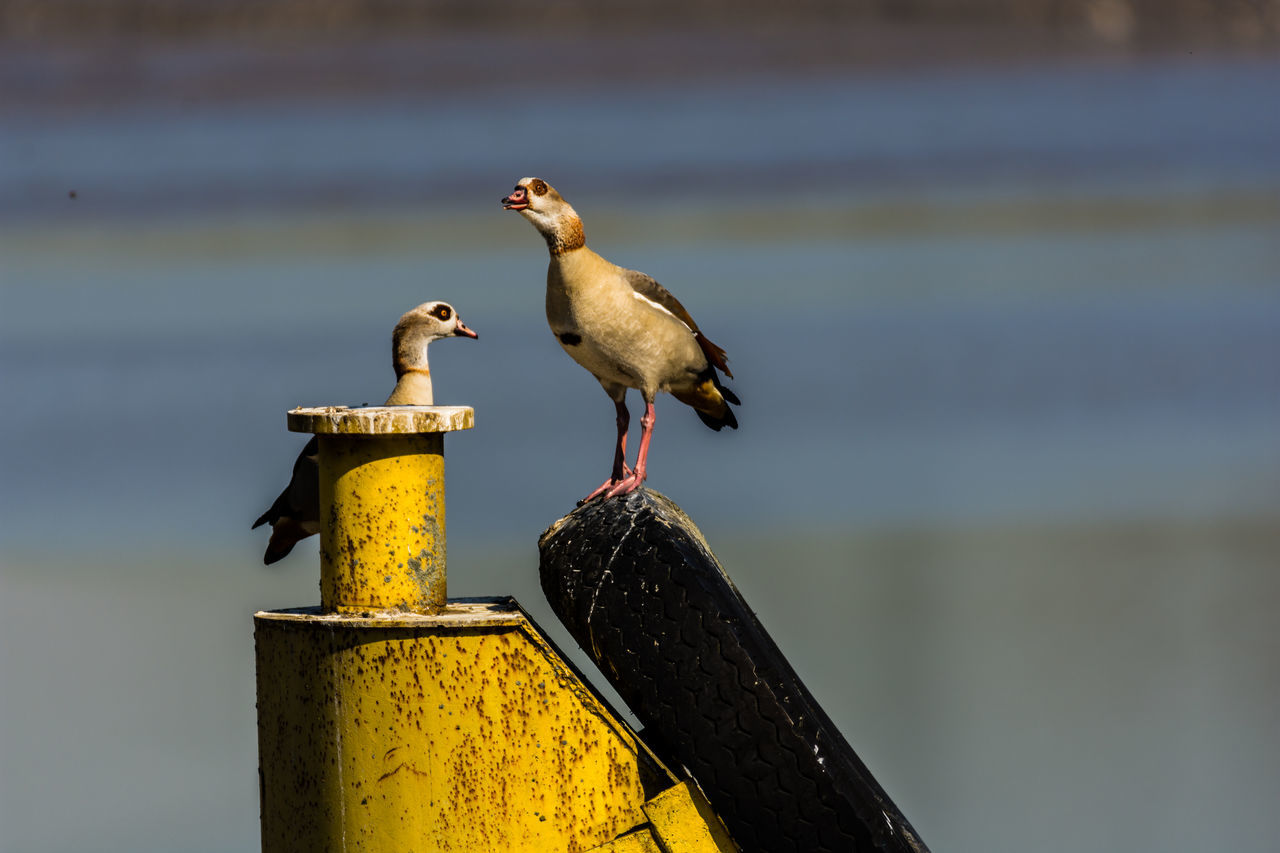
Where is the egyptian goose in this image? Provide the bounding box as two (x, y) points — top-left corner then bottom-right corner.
(253, 301), (477, 564)
(501, 178), (738, 502)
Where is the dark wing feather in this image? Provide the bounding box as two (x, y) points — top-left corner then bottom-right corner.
(622, 269), (733, 379)
(621, 269), (699, 330)
(253, 436), (320, 528)
(694, 332), (732, 379)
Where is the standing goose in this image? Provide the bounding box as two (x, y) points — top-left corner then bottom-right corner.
(502, 178), (738, 502)
(252, 301), (477, 565)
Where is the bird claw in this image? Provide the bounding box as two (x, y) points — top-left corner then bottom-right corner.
(579, 479), (619, 505)
(602, 473), (645, 500)
(578, 469), (643, 505)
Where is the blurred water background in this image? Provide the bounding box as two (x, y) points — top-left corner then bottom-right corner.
(2, 5), (1279, 852)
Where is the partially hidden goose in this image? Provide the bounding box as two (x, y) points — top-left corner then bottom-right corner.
(501, 178), (738, 502)
(252, 301), (477, 565)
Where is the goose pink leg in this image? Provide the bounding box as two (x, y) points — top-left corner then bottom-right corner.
(603, 400), (654, 499)
(580, 399), (634, 503)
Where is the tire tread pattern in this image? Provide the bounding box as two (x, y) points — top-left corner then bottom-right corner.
(538, 489), (930, 853)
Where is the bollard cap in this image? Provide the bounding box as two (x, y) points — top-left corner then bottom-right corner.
(288, 405), (474, 436)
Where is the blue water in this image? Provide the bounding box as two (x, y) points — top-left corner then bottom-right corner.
(3, 217), (1277, 551)
(3, 58), (1278, 217)
(2, 50), (1279, 853)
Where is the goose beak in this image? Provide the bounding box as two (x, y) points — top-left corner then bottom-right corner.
(502, 187), (528, 211)
(454, 320), (478, 339)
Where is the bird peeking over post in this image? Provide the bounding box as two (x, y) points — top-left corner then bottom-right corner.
(501, 177), (739, 504)
(252, 301), (477, 565)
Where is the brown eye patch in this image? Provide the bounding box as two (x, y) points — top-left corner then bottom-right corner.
(530, 179), (548, 196)
(432, 305), (452, 321)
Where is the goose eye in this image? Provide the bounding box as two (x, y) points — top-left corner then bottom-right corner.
(531, 179), (548, 196)
(433, 305), (452, 321)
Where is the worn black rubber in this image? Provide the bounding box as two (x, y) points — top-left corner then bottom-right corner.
(539, 488), (930, 853)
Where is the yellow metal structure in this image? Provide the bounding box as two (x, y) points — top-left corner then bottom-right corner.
(587, 782), (740, 853)
(257, 600), (678, 851)
(287, 405), (472, 613)
(256, 404), (737, 852)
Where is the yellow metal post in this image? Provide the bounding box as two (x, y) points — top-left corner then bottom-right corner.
(287, 405), (472, 613)
(255, 403), (738, 852)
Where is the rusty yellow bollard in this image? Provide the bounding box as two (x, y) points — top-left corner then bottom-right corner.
(286, 405), (473, 613)
(254, 403), (737, 852)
